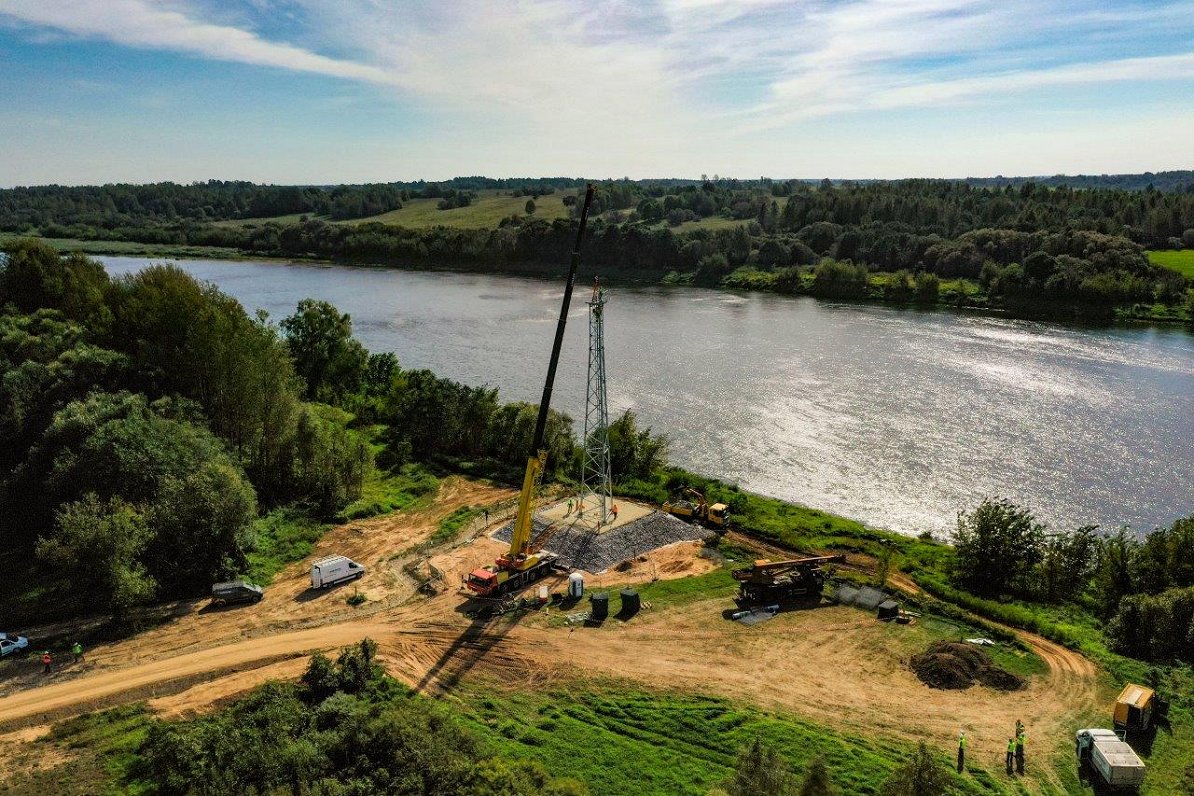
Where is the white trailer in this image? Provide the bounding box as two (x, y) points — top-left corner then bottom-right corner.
(310, 555), (365, 589)
(1076, 729), (1145, 792)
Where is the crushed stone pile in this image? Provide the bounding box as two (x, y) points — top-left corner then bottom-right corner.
(493, 510), (713, 573)
(910, 641), (1026, 692)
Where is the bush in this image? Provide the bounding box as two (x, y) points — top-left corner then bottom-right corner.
(879, 742), (950, 796)
(952, 498), (1043, 597)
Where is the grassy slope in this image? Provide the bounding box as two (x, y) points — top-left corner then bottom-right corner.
(0, 232), (245, 260)
(1147, 249), (1194, 279)
(454, 681), (1015, 796)
(349, 190), (572, 229)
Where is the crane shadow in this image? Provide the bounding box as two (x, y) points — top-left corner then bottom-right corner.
(411, 599), (531, 695)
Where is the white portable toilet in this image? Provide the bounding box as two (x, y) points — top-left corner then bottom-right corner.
(568, 571), (584, 598)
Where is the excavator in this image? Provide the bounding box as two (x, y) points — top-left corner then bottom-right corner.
(465, 185), (595, 600)
(662, 487), (730, 529)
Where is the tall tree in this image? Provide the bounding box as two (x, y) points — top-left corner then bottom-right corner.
(281, 299), (368, 403)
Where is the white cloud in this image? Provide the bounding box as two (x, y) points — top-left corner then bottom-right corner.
(2, 0), (1194, 180)
(0, 0), (411, 88)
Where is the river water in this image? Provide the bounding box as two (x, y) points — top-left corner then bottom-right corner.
(100, 256), (1194, 537)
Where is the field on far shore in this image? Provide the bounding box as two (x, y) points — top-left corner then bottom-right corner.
(1147, 249), (1194, 279)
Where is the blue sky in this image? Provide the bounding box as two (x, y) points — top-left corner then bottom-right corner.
(1, 0), (1193, 185)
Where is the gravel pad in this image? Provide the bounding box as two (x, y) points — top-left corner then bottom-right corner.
(493, 511), (713, 573)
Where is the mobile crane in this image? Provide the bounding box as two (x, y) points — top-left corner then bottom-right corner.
(465, 185), (595, 599)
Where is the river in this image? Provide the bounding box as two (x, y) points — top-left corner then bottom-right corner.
(99, 256), (1194, 537)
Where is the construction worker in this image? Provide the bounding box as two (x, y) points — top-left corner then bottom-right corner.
(72, 641), (83, 663)
(1015, 729), (1026, 774)
(957, 731), (967, 773)
(566, 499), (574, 515)
(611, 503), (619, 521)
(1005, 738), (1015, 775)
(41, 651), (52, 674)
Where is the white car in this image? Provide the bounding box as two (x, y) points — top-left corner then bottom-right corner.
(0, 632), (29, 657)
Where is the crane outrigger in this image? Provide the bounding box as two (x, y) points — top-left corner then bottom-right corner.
(465, 185), (595, 599)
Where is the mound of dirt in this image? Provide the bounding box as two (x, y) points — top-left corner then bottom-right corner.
(910, 641), (1025, 692)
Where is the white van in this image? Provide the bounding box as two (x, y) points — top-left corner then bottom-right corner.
(310, 555), (365, 589)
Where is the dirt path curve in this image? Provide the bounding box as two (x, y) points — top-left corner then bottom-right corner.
(0, 621), (391, 727)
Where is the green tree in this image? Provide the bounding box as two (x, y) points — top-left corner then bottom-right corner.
(798, 757), (834, 796)
(37, 495), (155, 616)
(526, 199), (536, 214)
(607, 410), (669, 482)
(810, 260), (869, 299)
(880, 742), (951, 796)
(726, 737), (794, 796)
(107, 264), (301, 478)
(914, 272), (940, 302)
(1032, 525), (1098, 602)
(280, 298), (368, 403)
(1093, 527), (1139, 617)
(952, 498), (1045, 596)
(695, 253), (733, 285)
(0, 239), (111, 327)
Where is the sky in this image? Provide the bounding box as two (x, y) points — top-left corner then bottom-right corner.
(1, 0), (1193, 186)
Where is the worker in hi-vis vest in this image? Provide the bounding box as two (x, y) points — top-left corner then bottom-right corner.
(957, 731), (967, 773)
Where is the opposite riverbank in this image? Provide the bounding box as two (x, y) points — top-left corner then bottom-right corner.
(7, 232), (1193, 328)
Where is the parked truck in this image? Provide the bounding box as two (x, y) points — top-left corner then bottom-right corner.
(310, 555), (366, 589)
(1075, 729), (1145, 793)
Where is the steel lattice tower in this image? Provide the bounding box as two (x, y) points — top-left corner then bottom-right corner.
(578, 279), (612, 527)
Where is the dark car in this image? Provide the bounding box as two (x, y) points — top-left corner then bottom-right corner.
(211, 581), (264, 605)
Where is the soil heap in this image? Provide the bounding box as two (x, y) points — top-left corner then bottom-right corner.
(910, 641), (1026, 691)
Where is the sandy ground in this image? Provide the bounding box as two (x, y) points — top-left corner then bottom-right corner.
(1, 482), (1104, 793)
(536, 497), (655, 534)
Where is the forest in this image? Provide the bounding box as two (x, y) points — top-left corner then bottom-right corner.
(4, 176), (1193, 319)
(0, 239), (582, 625)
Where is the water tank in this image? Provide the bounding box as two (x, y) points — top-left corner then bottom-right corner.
(620, 589), (641, 616)
(589, 592), (609, 620)
(568, 571), (584, 598)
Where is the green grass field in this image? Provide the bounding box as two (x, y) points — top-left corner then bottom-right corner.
(210, 212), (312, 228)
(1147, 249), (1194, 279)
(455, 680), (1019, 796)
(0, 233), (245, 260)
(351, 189), (573, 229)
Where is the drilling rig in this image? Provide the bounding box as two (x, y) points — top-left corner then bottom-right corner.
(464, 185), (595, 599)
(732, 555), (845, 605)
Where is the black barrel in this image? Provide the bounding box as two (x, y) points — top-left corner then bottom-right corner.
(619, 589), (641, 616)
(589, 592), (609, 620)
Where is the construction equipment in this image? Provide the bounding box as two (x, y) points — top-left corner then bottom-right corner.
(662, 488), (730, 529)
(1113, 683), (1157, 732)
(732, 555), (845, 604)
(1076, 729), (1145, 792)
(465, 185), (595, 600)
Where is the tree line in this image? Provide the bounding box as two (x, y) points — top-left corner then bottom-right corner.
(9, 177), (1192, 317)
(140, 639), (586, 795)
(0, 180), (405, 228)
(0, 240), (376, 621)
(951, 498), (1194, 663)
